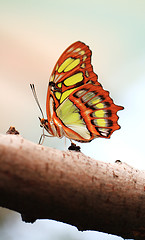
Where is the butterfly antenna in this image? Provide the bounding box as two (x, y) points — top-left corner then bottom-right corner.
(30, 84), (45, 119)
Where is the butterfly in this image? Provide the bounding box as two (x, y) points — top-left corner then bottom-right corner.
(31, 41), (124, 143)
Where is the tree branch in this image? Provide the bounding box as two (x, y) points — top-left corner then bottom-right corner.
(0, 134), (145, 240)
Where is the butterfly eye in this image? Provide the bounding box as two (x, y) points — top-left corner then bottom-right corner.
(39, 118), (48, 128)
(40, 118), (48, 124)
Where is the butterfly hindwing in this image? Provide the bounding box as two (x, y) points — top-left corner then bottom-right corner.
(55, 83), (123, 142)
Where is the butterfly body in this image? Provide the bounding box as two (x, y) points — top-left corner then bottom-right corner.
(40, 41), (123, 142)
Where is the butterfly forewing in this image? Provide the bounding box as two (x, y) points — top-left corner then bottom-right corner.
(48, 42), (100, 108)
(46, 41), (124, 142)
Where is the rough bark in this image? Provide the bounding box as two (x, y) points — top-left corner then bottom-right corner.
(0, 134), (145, 240)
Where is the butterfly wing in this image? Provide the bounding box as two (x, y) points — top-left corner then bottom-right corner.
(56, 83), (123, 142)
(46, 41), (124, 142)
(47, 42), (100, 106)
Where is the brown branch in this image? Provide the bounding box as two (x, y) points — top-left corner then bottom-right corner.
(0, 134), (145, 240)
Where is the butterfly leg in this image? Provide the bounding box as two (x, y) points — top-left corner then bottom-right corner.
(38, 134), (44, 145)
(38, 133), (55, 144)
(68, 140), (81, 152)
(38, 123), (54, 144)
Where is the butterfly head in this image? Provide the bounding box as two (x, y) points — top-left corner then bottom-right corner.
(39, 117), (50, 132)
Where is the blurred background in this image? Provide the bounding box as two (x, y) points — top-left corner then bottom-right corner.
(0, 0), (145, 239)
